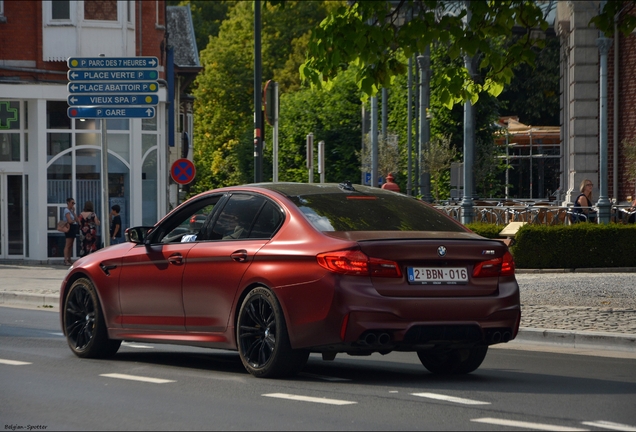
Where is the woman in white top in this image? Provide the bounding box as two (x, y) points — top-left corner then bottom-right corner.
(63, 197), (78, 266)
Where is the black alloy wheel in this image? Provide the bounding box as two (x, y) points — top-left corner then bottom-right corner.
(417, 345), (488, 374)
(63, 278), (121, 358)
(237, 287), (308, 378)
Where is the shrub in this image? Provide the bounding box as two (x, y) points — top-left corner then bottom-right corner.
(511, 224), (636, 268)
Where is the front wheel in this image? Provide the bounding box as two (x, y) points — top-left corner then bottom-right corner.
(236, 287), (308, 378)
(417, 345), (488, 375)
(63, 278), (121, 358)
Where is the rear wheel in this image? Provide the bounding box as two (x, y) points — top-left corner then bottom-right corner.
(237, 287), (308, 378)
(417, 345), (488, 375)
(63, 278), (121, 358)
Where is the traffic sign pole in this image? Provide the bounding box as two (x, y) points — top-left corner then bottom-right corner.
(66, 56), (161, 248)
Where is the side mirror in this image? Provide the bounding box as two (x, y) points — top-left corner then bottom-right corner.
(125, 226), (154, 244)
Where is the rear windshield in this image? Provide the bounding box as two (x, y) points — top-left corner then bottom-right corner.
(289, 193), (464, 232)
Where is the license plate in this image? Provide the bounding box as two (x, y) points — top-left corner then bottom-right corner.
(407, 267), (468, 285)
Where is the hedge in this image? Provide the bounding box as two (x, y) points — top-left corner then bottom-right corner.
(467, 223), (636, 269)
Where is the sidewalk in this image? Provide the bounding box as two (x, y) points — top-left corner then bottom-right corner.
(0, 263), (635, 355)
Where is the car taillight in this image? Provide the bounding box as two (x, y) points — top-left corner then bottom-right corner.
(473, 251), (516, 278)
(316, 249), (402, 278)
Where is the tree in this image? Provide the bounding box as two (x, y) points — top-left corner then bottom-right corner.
(190, 1), (330, 194)
(359, 133), (401, 182)
(275, 68), (363, 183)
(622, 138), (636, 196)
(423, 136), (456, 201)
(499, 33), (560, 126)
(590, 1), (636, 38)
(301, 1), (553, 107)
(172, 1), (234, 51)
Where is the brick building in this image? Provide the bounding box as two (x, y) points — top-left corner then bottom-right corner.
(0, 0), (199, 262)
(556, 1), (636, 205)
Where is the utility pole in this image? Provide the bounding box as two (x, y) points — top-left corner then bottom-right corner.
(460, 2), (475, 224)
(253, 1), (263, 182)
(417, 46), (431, 202)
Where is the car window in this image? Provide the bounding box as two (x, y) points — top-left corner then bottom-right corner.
(288, 191), (464, 232)
(206, 194), (267, 241)
(248, 200), (284, 239)
(158, 197), (221, 244)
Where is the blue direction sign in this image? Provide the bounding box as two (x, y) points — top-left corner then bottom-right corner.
(68, 82), (159, 94)
(68, 70), (159, 81)
(68, 57), (159, 69)
(68, 107), (155, 119)
(68, 94), (159, 106)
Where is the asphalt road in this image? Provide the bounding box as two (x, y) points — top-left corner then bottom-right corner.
(1, 307), (635, 431)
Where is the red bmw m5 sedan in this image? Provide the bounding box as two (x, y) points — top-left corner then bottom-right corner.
(60, 182), (520, 378)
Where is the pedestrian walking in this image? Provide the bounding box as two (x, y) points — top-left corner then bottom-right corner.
(63, 197), (78, 266)
(78, 201), (100, 257)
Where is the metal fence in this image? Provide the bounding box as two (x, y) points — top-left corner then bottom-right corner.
(48, 179), (103, 216)
(435, 202), (636, 226)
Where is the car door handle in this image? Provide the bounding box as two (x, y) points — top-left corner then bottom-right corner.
(168, 254), (184, 265)
(231, 250), (248, 262)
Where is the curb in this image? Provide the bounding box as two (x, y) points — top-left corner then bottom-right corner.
(517, 327), (636, 353)
(0, 291), (59, 309)
(516, 267), (636, 274)
(2, 292), (635, 354)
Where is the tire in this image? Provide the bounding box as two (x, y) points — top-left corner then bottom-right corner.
(236, 287), (309, 378)
(63, 278), (121, 358)
(417, 345), (488, 375)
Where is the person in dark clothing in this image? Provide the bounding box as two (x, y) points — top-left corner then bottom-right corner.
(78, 201), (100, 256)
(570, 179), (596, 223)
(110, 204), (123, 245)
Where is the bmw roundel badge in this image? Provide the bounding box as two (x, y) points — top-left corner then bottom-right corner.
(437, 246), (447, 257)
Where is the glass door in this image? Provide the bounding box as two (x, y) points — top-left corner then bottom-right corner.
(0, 174), (24, 258)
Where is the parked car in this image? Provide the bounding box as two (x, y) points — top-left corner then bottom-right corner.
(60, 182), (520, 378)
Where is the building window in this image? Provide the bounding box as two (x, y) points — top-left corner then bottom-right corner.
(51, 0), (70, 20)
(46, 100), (132, 259)
(0, 1), (6, 23)
(0, 100), (22, 162)
(84, 0), (117, 21)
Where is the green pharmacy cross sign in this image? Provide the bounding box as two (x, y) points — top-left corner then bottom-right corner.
(0, 101), (18, 130)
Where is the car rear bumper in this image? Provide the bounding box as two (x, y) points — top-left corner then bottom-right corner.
(281, 276), (520, 352)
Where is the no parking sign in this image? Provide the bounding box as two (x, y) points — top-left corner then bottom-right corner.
(171, 158), (196, 185)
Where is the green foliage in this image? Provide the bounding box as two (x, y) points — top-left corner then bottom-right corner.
(474, 133), (508, 198)
(275, 68), (363, 183)
(302, 1), (553, 106)
(190, 1), (330, 194)
(465, 222), (504, 239)
(621, 138), (636, 186)
(511, 224), (636, 268)
(174, 0), (234, 52)
(359, 133), (400, 181)
(423, 136), (456, 201)
(498, 35), (560, 125)
(589, 1), (636, 37)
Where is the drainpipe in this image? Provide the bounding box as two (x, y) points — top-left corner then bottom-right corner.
(613, 19), (618, 201)
(596, 0), (612, 224)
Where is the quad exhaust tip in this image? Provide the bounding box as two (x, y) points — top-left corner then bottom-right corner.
(358, 331), (392, 347)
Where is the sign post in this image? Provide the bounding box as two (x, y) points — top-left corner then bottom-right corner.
(67, 56), (159, 248)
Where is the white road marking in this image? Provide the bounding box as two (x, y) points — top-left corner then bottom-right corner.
(582, 421), (636, 431)
(0, 358), (32, 366)
(49, 332), (64, 336)
(100, 373), (175, 384)
(262, 393), (357, 405)
(412, 392), (490, 405)
(299, 372), (351, 382)
(121, 342), (154, 349)
(472, 417), (588, 431)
